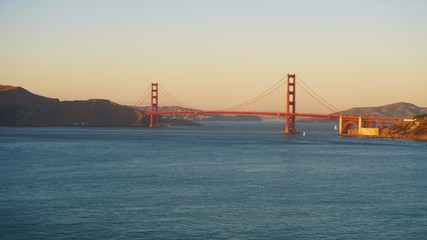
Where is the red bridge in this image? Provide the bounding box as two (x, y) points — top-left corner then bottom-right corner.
(135, 74), (401, 135)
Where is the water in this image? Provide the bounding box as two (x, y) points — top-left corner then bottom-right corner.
(1, 122), (426, 239)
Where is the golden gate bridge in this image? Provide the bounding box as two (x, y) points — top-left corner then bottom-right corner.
(134, 74), (401, 135)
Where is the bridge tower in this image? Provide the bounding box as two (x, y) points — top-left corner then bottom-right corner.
(150, 83), (159, 128)
(284, 74), (297, 134)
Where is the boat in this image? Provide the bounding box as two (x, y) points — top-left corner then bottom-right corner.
(334, 124), (338, 131)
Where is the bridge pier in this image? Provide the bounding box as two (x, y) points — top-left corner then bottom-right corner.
(339, 114), (365, 135)
(339, 114), (400, 136)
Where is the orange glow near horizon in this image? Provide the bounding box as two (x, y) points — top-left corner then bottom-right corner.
(1, 1), (426, 110)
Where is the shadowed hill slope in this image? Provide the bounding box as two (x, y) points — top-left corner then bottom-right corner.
(0, 85), (141, 127)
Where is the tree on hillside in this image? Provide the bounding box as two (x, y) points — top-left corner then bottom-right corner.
(414, 113), (427, 119)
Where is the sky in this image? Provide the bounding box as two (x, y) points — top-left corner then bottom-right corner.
(1, 0), (426, 111)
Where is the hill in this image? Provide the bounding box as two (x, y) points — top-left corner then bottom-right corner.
(0, 85), (141, 127)
(336, 102), (427, 119)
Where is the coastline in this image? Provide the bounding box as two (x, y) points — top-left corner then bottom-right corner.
(379, 119), (427, 142)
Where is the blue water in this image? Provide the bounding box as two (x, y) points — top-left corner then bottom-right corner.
(1, 122), (426, 239)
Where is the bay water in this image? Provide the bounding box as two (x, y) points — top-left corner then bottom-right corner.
(1, 122), (426, 239)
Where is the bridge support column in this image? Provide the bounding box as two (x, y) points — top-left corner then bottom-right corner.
(339, 114), (343, 135)
(284, 74), (297, 134)
(150, 83), (159, 128)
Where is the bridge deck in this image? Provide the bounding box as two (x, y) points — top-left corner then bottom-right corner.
(148, 111), (400, 123)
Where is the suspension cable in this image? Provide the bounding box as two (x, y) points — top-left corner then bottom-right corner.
(135, 74), (340, 115)
(296, 76), (340, 112)
(133, 84), (151, 106)
(221, 76), (287, 111)
(159, 85), (199, 110)
(231, 80), (287, 111)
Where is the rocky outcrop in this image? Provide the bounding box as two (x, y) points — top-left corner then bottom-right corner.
(380, 120), (427, 141)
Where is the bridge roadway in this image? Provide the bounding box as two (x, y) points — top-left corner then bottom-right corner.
(148, 110), (401, 123)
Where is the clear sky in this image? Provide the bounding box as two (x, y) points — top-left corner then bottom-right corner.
(1, 0), (426, 110)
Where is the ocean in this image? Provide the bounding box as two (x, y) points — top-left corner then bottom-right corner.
(1, 122), (426, 239)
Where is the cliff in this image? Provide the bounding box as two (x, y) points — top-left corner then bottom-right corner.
(380, 120), (427, 141)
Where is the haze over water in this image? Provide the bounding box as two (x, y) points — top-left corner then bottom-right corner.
(1, 122), (426, 239)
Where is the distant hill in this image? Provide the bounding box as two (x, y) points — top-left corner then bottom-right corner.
(135, 105), (262, 122)
(0, 85), (142, 127)
(202, 115), (262, 121)
(336, 102), (427, 119)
